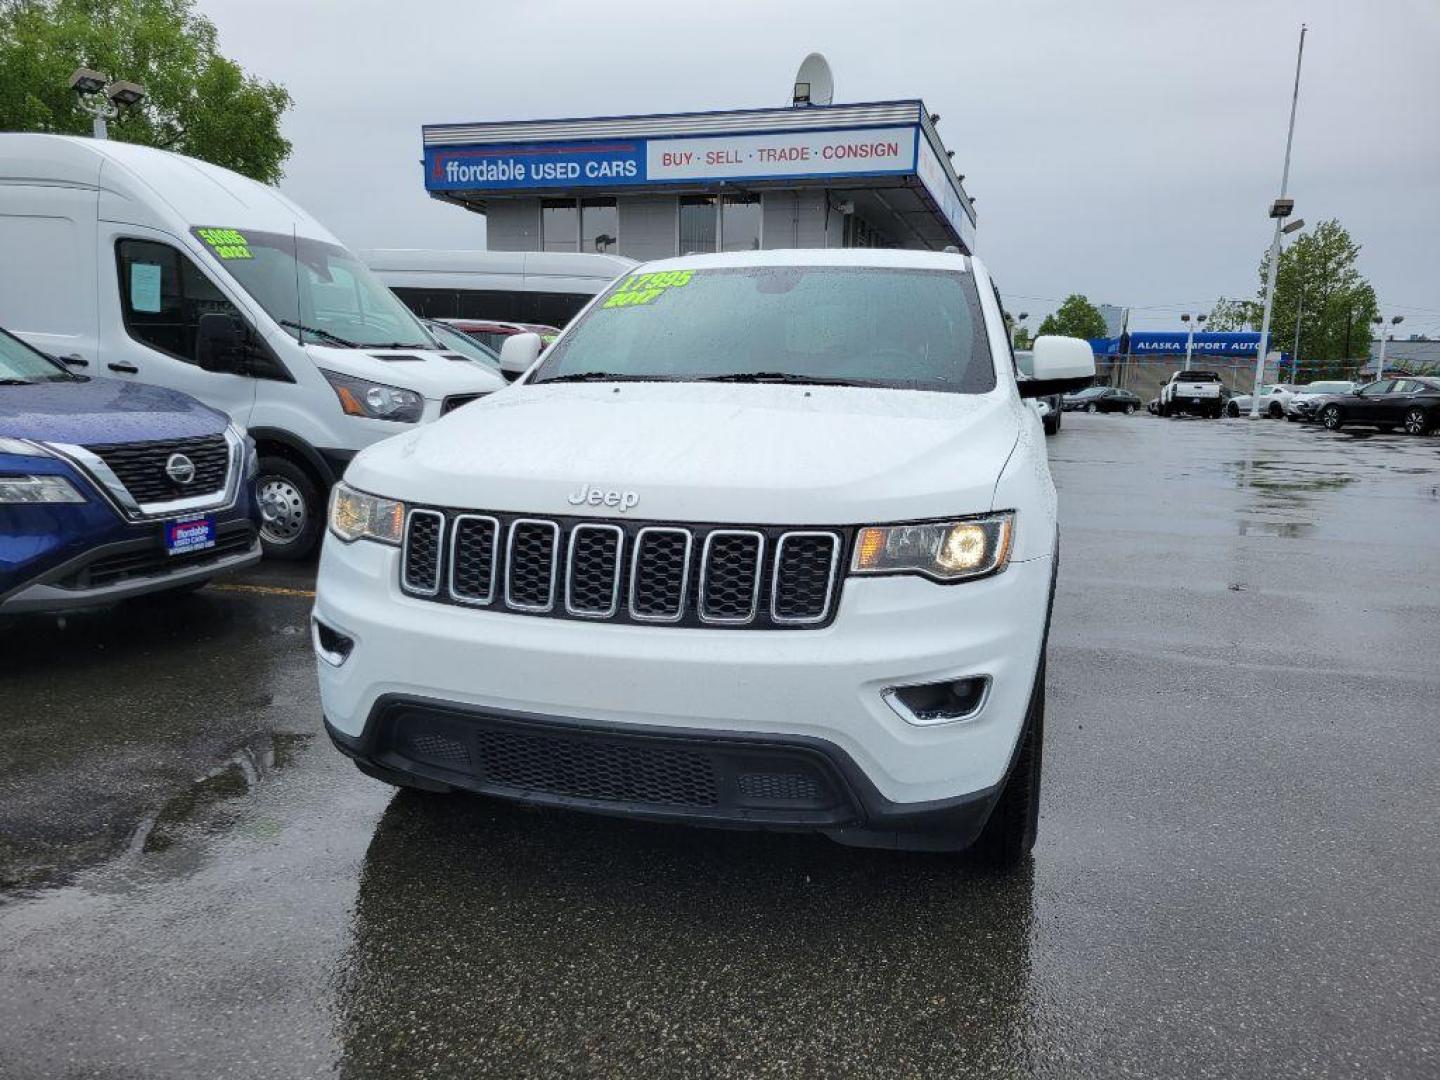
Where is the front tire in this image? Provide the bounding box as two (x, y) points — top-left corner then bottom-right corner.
(1226, 401), (1240, 418)
(1043, 412), (1059, 436)
(1321, 405), (1344, 431)
(1404, 407), (1431, 436)
(1269, 402), (1284, 418)
(1086, 403), (1098, 413)
(257, 457), (322, 560)
(968, 659), (1044, 868)
(1124, 404), (1136, 415)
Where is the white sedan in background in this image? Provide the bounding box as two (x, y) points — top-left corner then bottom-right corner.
(1226, 383), (1299, 418)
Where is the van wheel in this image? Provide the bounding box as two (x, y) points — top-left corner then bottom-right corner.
(968, 659), (1044, 868)
(257, 457), (321, 560)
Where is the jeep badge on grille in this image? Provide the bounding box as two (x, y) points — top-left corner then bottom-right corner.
(567, 484), (639, 512)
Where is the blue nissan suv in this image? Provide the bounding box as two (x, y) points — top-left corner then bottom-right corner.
(1, 325), (261, 613)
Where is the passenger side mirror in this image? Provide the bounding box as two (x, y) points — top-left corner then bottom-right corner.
(499, 332), (544, 383)
(1018, 336), (1096, 398)
(196, 312), (249, 374)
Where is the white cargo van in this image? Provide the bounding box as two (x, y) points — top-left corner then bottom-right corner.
(0, 134), (504, 558)
(362, 249), (635, 328)
(314, 249), (1095, 865)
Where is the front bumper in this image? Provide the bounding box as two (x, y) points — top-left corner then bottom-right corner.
(314, 536), (1054, 813)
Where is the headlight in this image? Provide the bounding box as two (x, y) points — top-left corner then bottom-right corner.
(0, 436), (50, 457)
(328, 482), (405, 545)
(322, 370), (424, 423)
(0, 475), (86, 504)
(851, 512), (1014, 582)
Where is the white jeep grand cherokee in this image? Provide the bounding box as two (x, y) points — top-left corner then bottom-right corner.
(313, 250), (1094, 865)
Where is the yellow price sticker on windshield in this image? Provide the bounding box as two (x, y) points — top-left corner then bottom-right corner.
(197, 227), (253, 260)
(603, 270), (693, 309)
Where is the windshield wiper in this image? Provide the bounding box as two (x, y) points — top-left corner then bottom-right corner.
(694, 371), (866, 387)
(0, 377), (35, 385)
(279, 320), (360, 348)
(530, 372), (672, 385)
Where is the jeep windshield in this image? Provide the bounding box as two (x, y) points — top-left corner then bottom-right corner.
(191, 228), (436, 350)
(530, 266), (996, 394)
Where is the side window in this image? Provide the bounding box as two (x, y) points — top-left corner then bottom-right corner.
(116, 239), (242, 363)
(1359, 380), (1394, 396)
(989, 282), (1018, 374)
(1392, 380), (1416, 394)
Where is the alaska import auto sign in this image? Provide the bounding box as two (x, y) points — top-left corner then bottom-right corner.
(424, 126), (917, 192)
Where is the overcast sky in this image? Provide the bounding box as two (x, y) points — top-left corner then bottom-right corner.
(203, 0), (1440, 335)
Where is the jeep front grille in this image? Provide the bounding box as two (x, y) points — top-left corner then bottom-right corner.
(401, 508), (844, 630)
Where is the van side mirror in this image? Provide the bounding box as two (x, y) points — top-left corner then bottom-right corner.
(499, 332), (544, 383)
(1017, 335), (1096, 398)
(196, 312), (248, 373)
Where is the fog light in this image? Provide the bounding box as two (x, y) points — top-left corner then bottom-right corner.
(886, 676), (991, 725)
(312, 617), (354, 667)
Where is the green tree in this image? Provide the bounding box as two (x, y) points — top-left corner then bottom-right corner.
(0, 0), (292, 183)
(1036, 295), (1108, 340)
(1011, 326), (1034, 350)
(1209, 219), (1378, 363)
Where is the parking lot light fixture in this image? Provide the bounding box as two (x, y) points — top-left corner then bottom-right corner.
(68, 68), (147, 139)
(1181, 314), (1205, 371)
(1374, 314), (1404, 381)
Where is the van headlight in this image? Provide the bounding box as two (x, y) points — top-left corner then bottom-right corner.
(321, 370), (424, 423)
(851, 512), (1014, 582)
(328, 483), (405, 544)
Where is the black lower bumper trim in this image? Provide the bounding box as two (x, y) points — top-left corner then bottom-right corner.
(325, 696), (1002, 851)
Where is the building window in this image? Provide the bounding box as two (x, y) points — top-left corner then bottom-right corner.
(542, 199), (578, 252)
(580, 198), (619, 254)
(115, 238), (245, 364)
(679, 195), (717, 254)
(720, 193), (761, 251)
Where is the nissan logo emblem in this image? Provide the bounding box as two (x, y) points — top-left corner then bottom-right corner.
(165, 452), (197, 485)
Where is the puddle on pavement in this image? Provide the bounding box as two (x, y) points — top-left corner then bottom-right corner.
(0, 730), (312, 899)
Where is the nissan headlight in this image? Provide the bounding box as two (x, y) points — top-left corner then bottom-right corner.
(851, 513), (1015, 582)
(328, 483), (405, 545)
(0, 475), (86, 504)
(322, 370), (424, 423)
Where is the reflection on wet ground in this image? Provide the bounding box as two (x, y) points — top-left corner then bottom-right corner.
(0, 417), (1436, 1078)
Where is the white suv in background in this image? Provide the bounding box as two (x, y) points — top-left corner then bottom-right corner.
(313, 250), (1094, 865)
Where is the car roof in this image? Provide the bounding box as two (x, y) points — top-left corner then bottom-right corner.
(632, 249), (975, 274)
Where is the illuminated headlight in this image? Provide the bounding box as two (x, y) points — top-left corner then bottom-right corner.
(322, 370), (424, 423)
(328, 482), (405, 545)
(0, 475), (86, 504)
(851, 513), (1014, 582)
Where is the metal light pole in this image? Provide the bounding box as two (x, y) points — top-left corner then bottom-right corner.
(1249, 24), (1308, 418)
(1291, 278), (1306, 383)
(1182, 314), (1195, 371)
(1373, 314), (1404, 381)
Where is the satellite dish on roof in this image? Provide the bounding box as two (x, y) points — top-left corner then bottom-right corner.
(792, 52), (834, 108)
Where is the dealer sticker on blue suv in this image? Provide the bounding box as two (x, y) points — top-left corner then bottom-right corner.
(165, 515), (216, 556)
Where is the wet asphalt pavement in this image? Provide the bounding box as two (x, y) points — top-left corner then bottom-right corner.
(2, 414), (1437, 1079)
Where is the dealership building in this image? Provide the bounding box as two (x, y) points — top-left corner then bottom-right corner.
(420, 100), (976, 261)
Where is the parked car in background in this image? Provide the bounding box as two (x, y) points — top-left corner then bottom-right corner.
(1158, 370), (1224, 417)
(1286, 381), (1357, 422)
(419, 319), (505, 374)
(1315, 377), (1440, 435)
(1063, 386), (1142, 414)
(1, 325), (260, 614)
(315, 249), (1097, 866)
(440, 319), (562, 352)
(1227, 383), (1299, 418)
(1015, 349), (1060, 434)
(0, 134), (501, 561)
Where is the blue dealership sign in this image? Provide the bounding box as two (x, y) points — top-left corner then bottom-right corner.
(1127, 331), (1262, 356)
(426, 139), (645, 191)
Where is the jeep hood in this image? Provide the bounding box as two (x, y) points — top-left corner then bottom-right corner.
(346, 383), (1021, 524)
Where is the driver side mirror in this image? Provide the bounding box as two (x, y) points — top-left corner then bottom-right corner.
(1018, 335), (1096, 398)
(498, 332), (544, 383)
(196, 312), (250, 374)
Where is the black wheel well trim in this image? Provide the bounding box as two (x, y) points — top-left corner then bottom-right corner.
(248, 428), (334, 488)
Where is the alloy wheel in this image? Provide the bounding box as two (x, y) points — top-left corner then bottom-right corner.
(1322, 406), (1343, 431)
(1404, 408), (1429, 436)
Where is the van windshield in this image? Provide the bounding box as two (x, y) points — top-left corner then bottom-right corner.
(531, 267), (995, 393)
(192, 228), (435, 349)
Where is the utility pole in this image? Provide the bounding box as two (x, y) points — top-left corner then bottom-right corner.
(1373, 315), (1404, 381)
(1249, 24), (1308, 418)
